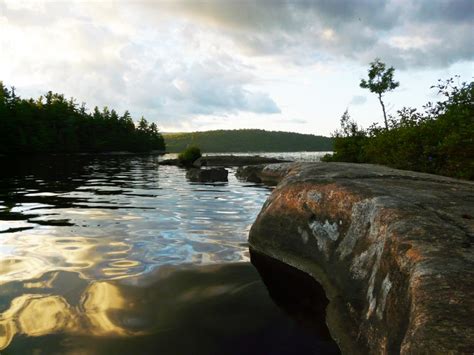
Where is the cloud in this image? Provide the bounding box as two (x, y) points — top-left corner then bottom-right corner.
(278, 118), (308, 124)
(0, 2), (280, 128)
(118, 47), (281, 123)
(152, 0), (474, 69)
(1, 0), (472, 134)
(168, 60), (280, 114)
(350, 95), (367, 105)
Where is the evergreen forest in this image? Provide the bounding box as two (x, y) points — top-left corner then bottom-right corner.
(0, 82), (165, 154)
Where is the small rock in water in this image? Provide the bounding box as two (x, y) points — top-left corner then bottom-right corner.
(186, 168), (228, 182)
(192, 157), (204, 168)
(158, 158), (179, 166)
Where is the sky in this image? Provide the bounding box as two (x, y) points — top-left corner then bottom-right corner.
(0, 0), (473, 136)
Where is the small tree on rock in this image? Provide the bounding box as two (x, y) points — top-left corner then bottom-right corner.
(360, 58), (399, 130)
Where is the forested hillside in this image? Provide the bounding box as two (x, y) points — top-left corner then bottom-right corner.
(164, 129), (333, 153)
(0, 82), (165, 154)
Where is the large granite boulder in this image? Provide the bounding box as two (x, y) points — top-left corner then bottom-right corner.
(186, 167), (228, 183)
(249, 162), (474, 354)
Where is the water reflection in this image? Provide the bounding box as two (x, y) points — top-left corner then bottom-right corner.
(250, 250), (336, 342)
(0, 155), (340, 354)
(0, 263), (338, 354)
(0, 155), (271, 284)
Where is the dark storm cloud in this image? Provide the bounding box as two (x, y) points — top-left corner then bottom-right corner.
(159, 0), (473, 68)
(412, 0), (474, 23)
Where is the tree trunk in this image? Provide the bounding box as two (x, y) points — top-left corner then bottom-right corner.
(378, 93), (388, 130)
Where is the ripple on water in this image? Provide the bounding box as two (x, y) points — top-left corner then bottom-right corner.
(0, 155), (342, 353)
(0, 158), (270, 284)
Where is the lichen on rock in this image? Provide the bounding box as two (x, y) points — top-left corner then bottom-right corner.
(308, 219), (339, 257)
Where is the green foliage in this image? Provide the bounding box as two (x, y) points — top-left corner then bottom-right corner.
(360, 58), (399, 129)
(360, 58), (399, 95)
(322, 110), (367, 163)
(0, 81), (165, 154)
(164, 129), (333, 153)
(326, 77), (474, 180)
(178, 146), (201, 166)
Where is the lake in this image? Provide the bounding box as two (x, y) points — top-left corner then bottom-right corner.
(0, 153), (339, 354)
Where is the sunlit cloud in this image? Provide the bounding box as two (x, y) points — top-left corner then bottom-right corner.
(0, 0), (472, 134)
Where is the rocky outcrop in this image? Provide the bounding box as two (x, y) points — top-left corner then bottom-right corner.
(248, 162), (474, 354)
(160, 155), (289, 167)
(186, 167), (229, 183)
(236, 163), (298, 185)
(202, 155), (289, 167)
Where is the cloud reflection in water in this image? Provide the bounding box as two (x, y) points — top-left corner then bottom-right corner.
(0, 155), (279, 352)
(0, 156), (270, 284)
(0, 263), (340, 354)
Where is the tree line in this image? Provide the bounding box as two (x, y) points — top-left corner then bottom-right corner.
(0, 82), (165, 154)
(164, 129), (333, 153)
(323, 60), (473, 180)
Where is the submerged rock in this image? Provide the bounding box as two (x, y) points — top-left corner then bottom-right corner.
(186, 167), (229, 183)
(249, 162), (474, 354)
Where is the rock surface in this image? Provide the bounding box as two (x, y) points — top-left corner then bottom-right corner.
(202, 155), (289, 167)
(159, 158), (179, 166)
(248, 162), (474, 354)
(186, 167), (229, 183)
(159, 155), (288, 167)
(192, 157), (203, 168)
(236, 163), (296, 185)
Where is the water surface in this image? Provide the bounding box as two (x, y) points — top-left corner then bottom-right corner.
(0, 154), (339, 354)
(0, 155), (270, 281)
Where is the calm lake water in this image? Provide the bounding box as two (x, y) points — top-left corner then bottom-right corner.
(169, 151), (331, 162)
(0, 153), (339, 354)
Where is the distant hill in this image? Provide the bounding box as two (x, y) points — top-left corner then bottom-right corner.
(163, 129), (333, 153)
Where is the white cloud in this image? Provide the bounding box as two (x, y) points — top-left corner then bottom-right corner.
(149, 0), (474, 68)
(350, 95), (367, 106)
(0, 0), (472, 135)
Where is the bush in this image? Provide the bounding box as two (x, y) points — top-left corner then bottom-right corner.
(327, 78), (473, 180)
(178, 146), (201, 166)
(322, 110), (367, 163)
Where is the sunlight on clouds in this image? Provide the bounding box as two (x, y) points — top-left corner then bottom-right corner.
(3, 0), (45, 11)
(321, 28), (336, 41)
(0, 0), (472, 135)
(388, 35), (441, 50)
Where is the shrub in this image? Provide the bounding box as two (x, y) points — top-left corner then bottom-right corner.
(178, 146), (201, 166)
(326, 78), (473, 180)
(321, 110), (367, 163)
